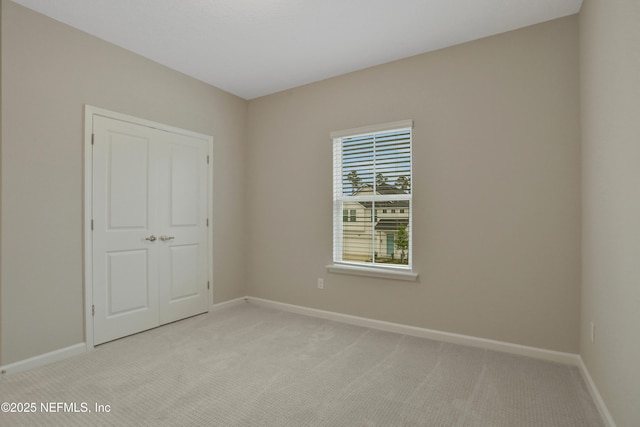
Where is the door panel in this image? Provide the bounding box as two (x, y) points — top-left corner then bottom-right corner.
(169, 245), (199, 301)
(170, 144), (201, 226)
(108, 136), (149, 229)
(106, 250), (150, 315)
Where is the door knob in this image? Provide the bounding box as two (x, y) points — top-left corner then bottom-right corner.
(159, 235), (175, 241)
(145, 235), (157, 242)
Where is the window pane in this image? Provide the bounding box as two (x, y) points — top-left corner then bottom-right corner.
(373, 205), (410, 265)
(341, 201), (373, 262)
(342, 134), (373, 195)
(376, 130), (411, 194)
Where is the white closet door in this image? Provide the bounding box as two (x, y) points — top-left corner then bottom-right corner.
(157, 130), (209, 325)
(92, 115), (209, 345)
(92, 116), (161, 345)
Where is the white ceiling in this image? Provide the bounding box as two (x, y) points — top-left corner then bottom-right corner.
(11, 0), (583, 100)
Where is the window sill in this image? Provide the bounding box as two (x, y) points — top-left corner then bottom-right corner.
(326, 263), (418, 282)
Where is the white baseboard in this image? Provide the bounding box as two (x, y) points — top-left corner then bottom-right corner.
(578, 356), (617, 427)
(211, 296), (247, 311)
(246, 296), (580, 366)
(0, 343), (86, 377)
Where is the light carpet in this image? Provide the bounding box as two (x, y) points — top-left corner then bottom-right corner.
(0, 303), (604, 426)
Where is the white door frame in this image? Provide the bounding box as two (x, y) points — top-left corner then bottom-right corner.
(83, 105), (214, 349)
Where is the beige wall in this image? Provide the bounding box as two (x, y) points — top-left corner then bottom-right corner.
(580, 0), (640, 425)
(0, 0), (248, 365)
(246, 16), (582, 353)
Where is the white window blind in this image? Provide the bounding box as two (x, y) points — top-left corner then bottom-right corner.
(332, 120), (413, 270)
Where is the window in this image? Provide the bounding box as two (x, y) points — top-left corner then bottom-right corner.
(331, 120), (413, 272)
(342, 209), (356, 222)
(343, 209), (357, 222)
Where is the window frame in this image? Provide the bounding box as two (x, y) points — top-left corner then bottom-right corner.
(328, 120), (417, 281)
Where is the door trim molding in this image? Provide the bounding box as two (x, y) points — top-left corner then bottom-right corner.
(83, 105), (214, 349)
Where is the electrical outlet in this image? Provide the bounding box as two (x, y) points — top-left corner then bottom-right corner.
(590, 321), (596, 344)
(317, 278), (324, 289)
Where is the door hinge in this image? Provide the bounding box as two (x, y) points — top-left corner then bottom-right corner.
(91, 134), (95, 145)
(92, 305), (95, 316)
(91, 219), (94, 231)
(207, 155), (210, 165)
(207, 281), (210, 290)
(206, 218), (209, 227)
